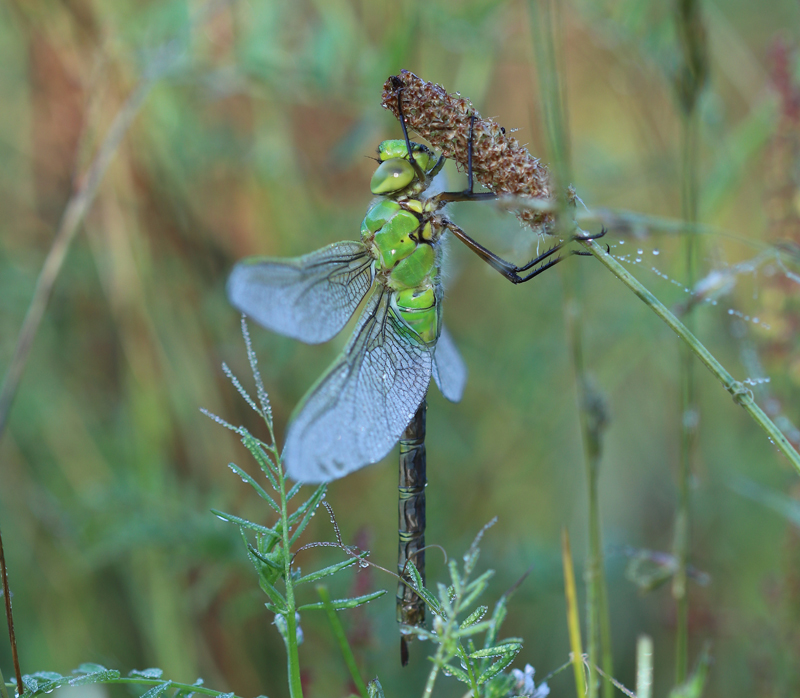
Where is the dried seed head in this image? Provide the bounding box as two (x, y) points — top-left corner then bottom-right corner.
(382, 70), (554, 231)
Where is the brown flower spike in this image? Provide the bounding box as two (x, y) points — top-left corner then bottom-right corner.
(381, 70), (554, 231)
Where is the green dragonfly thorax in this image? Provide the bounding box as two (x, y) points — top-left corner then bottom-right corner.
(362, 140), (446, 345)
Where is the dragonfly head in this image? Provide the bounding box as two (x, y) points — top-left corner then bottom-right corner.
(370, 139), (438, 195)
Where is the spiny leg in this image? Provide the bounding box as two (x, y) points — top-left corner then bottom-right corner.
(444, 220), (608, 284)
(436, 115), (496, 204)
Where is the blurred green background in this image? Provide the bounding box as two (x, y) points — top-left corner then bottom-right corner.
(2, 0), (800, 695)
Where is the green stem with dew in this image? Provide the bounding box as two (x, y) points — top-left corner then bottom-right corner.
(278, 463), (303, 698)
(579, 238), (800, 475)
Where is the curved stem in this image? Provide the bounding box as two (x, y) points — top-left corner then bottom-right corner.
(579, 238), (800, 475)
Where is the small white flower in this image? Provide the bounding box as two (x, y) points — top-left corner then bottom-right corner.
(511, 664), (549, 698)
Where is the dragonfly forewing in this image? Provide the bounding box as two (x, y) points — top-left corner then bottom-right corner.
(284, 286), (433, 483)
(227, 241), (375, 344)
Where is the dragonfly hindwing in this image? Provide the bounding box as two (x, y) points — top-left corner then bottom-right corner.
(283, 287), (433, 483)
(227, 241), (375, 344)
(432, 324), (467, 403)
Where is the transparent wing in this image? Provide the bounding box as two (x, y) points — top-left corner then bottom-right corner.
(431, 324), (467, 403)
(227, 241), (375, 344)
(284, 287), (433, 483)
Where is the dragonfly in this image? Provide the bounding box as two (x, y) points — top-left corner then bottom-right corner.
(227, 99), (602, 663)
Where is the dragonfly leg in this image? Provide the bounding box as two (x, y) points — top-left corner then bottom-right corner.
(443, 219), (607, 284)
(393, 84), (428, 183)
(436, 115), (497, 204)
(572, 226), (609, 255)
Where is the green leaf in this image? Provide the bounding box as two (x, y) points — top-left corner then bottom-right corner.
(288, 485), (327, 545)
(448, 559), (462, 594)
(469, 641), (522, 659)
(212, 509), (279, 540)
(241, 433), (279, 490)
(441, 662), (471, 684)
(129, 669), (164, 679)
(400, 561), (441, 614)
(477, 653), (517, 684)
(484, 595), (509, 651)
(241, 317), (274, 426)
(22, 672), (70, 694)
(317, 585), (369, 698)
(173, 678), (204, 698)
(298, 589), (386, 611)
(68, 671), (120, 687)
(227, 462), (279, 512)
(26, 673), (63, 682)
(669, 643), (711, 698)
(437, 582), (454, 617)
(248, 544), (284, 570)
(222, 361), (262, 423)
(462, 605), (489, 628)
(141, 681), (173, 698)
(258, 574), (288, 611)
(73, 664), (108, 675)
(462, 569), (495, 608)
(483, 673), (517, 698)
(286, 481), (302, 500)
(294, 554), (365, 585)
(456, 620), (493, 638)
(463, 518), (496, 575)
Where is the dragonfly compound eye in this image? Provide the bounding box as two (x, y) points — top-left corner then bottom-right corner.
(371, 158), (416, 195)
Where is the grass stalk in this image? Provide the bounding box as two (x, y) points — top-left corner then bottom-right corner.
(562, 528), (587, 698)
(0, 78), (152, 441)
(317, 585), (368, 698)
(674, 107), (700, 687)
(0, 525), (22, 695)
(673, 1), (707, 679)
(528, 2), (614, 694)
(636, 635), (654, 698)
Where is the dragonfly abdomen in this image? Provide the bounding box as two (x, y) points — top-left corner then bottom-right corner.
(393, 287), (439, 345)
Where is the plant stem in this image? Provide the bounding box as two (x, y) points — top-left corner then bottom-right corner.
(672, 0), (707, 679)
(578, 238), (800, 475)
(674, 105), (700, 688)
(562, 529), (587, 698)
(0, 525), (21, 696)
(317, 585), (368, 698)
(528, 1), (614, 693)
(279, 467), (303, 698)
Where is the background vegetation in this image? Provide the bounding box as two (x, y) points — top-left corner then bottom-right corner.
(1, 0), (799, 695)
